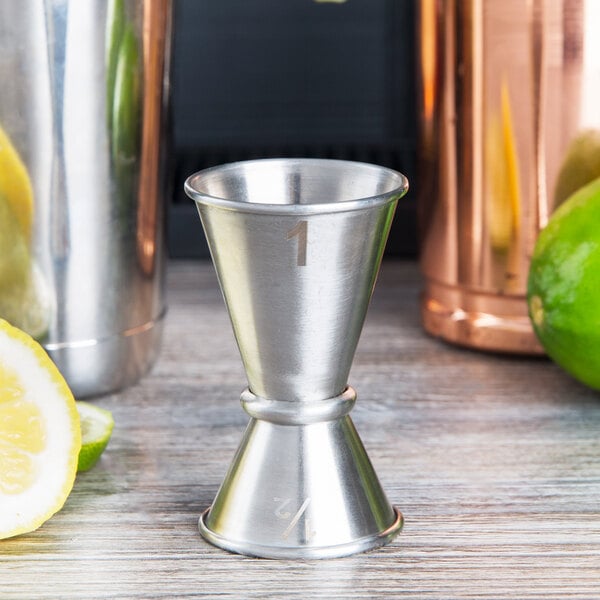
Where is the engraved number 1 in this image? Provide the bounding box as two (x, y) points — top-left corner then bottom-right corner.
(286, 220), (308, 266)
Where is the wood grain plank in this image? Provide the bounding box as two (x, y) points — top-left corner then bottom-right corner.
(2, 261), (599, 599)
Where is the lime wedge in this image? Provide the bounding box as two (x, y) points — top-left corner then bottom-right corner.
(76, 402), (115, 472)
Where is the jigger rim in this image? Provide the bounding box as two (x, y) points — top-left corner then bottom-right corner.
(184, 157), (408, 215)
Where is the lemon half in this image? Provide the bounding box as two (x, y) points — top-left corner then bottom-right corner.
(0, 320), (80, 539)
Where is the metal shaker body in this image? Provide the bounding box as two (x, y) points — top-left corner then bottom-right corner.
(417, 0), (600, 353)
(0, 0), (171, 396)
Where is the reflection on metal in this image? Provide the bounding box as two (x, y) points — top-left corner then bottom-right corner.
(417, 0), (599, 354)
(0, 0), (172, 396)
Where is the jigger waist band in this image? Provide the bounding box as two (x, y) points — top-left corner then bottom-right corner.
(240, 387), (357, 425)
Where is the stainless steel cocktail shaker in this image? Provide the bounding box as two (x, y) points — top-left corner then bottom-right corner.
(0, 0), (171, 396)
(417, 0), (600, 353)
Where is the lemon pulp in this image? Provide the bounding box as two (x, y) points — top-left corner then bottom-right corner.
(0, 363), (45, 494)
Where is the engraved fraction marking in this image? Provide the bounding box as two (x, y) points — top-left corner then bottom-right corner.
(274, 497), (316, 542)
(286, 220), (308, 266)
(274, 497), (292, 520)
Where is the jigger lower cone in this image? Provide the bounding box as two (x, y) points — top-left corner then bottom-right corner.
(185, 158), (408, 558)
(199, 390), (403, 559)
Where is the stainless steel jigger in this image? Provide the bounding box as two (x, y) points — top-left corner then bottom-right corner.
(184, 158), (409, 559)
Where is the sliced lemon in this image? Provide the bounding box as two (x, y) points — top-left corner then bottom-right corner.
(0, 125), (33, 242)
(76, 401), (114, 472)
(0, 319), (80, 540)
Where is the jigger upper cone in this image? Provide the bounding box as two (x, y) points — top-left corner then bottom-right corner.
(185, 158), (408, 402)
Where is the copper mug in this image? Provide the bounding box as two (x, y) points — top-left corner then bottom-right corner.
(417, 0), (600, 353)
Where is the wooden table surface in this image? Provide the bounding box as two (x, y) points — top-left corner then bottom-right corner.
(3, 260), (600, 599)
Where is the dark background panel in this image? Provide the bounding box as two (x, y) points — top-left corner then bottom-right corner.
(168, 0), (418, 258)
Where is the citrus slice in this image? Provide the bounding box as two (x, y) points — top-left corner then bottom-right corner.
(0, 319), (80, 539)
(554, 129), (600, 209)
(76, 401), (114, 472)
(0, 125), (33, 241)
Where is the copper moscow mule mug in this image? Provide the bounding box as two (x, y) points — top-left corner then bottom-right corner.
(417, 0), (600, 353)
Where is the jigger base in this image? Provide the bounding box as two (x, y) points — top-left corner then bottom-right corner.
(199, 505), (403, 560)
(198, 393), (402, 559)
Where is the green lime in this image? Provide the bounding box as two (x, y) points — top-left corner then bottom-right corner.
(554, 129), (600, 208)
(76, 402), (115, 472)
(528, 175), (600, 389)
(0, 124), (34, 241)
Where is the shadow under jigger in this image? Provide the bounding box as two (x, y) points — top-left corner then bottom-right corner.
(185, 158), (409, 558)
